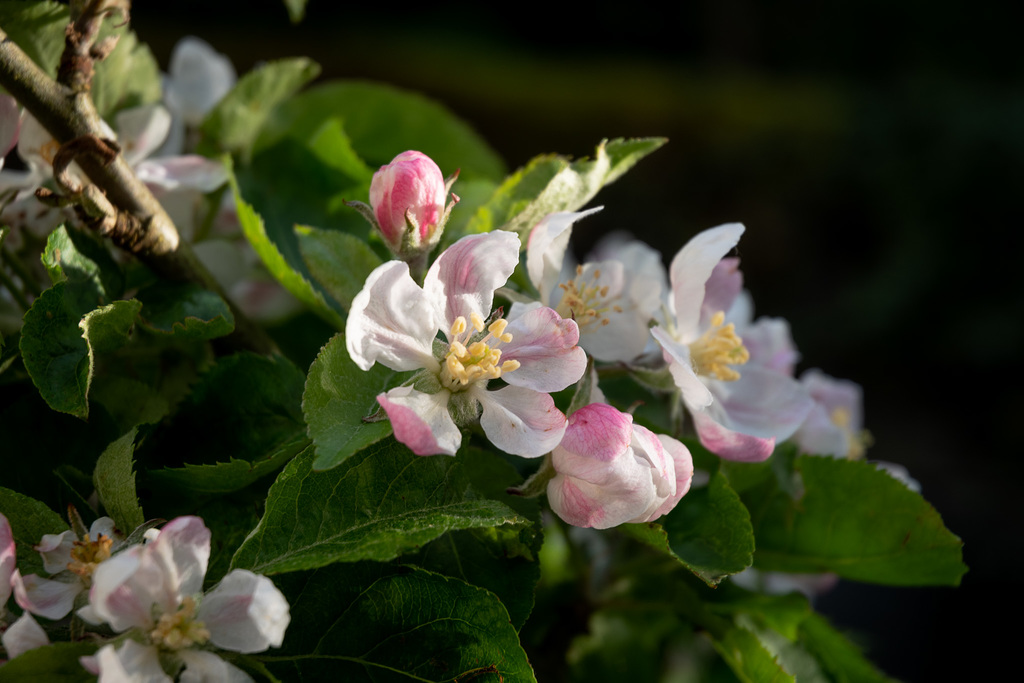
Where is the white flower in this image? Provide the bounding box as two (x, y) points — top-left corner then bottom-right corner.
(78, 516), (289, 682)
(651, 224), (812, 461)
(346, 230), (587, 457)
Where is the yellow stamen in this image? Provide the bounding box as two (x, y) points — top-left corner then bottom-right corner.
(688, 311), (749, 381)
(149, 596), (210, 650)
(554, 267), (622, 331)
(470, 312), (485, 332)
(450, 316), (467, 337)
(439, 313), (519, 390)
(67, 534), (113, 582)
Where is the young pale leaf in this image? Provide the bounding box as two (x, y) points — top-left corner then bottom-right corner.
(254, 81), (507, 182)
(136, 281), (234, 340)
(230, 440), (528, 575)
(295, 226), (382, 312)
(464, 138), (667, 241)
(407, 447), (543, 630)
(199, 58), (321, 159)
(0, 642), (98, 683)
(92, 428), (145, 534)
(303, 333), (408, 471)
(0, 487), (67, 577)
(42, 226), (124, 308)
(261, 563), (537, 682)
(620, 472), (754, 586)
(80, 299), (141, 353)
(745, 456), (967, 586)
(229, 167), (346, 330)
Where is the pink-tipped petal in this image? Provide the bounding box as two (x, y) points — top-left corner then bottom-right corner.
(526, 208), (602, 302)
(378, 386), (461, 456)
(1, 613), (49, 660)
(369, 151), (447, 247)
(86, 546), (158, 631)
(559, 403), (634, 463)
(199, 569), (290, 653)
(11, 570), (82, 619)
(146, 516), (211, 605)
(475, 385), (567, 458)
(669, 223), (745, 340)
(501, 307), (586, 392)
(346, 260), (440, 372)
(691, 409), (775, 462)
(423, 230), (520, 335)
(649, 435), (694, 519)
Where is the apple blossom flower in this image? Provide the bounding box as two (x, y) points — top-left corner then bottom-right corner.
(523, 209), (666, 362)
(9, 516), (124, 620)
(357, 150), (459, 258)
(346, 230), (587, 457)
(547, 403), (693, 529)
(78, 516), (289, 682)
(650, 224), (812, 462)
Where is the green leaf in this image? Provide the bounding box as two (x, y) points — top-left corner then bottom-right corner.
(92, 428), (145, 534)
(147, 436), (309, 497)
(295, 225), (381, 312)
(230, 440), (528, 575)
(464, 138), (667, 240)
(142, 352), (306, 469)
(282, 0), (307, 23)
(199, 58), (321, 159)
(0, 642), (98, 683)
(255, 81), (507, 182)
(81, 298), (141, 353)
(799, 614), (898, 683)
(303, 333), (410, 471)
(0, 1), (66, 77)
(305, 117), (375, 183)
(42, 226), (124, 307)
(91, 375), (170, 432)
(261, 563), (536, 682)
(0, 486), (67, 577)
(229, 166), (345, 330)
(745, 455), (967, 586)
(712, 627), (796, 683)
(136, 281), (234, 340)
(91, 19), (162, 117)
(567, 607), (682, 683)
(20, 283), (92, 418)
(407, 447), (543, 630)
(620, 472), (754, 586)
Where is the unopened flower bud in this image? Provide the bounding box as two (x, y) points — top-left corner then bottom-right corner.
(367, 150), (457, 257)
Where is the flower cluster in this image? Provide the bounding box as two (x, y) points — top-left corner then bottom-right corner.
(0, 513), (289, 681)
(345, 150), (898, 530)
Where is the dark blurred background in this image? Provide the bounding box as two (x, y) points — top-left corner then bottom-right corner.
(133, 2), (1021, 679)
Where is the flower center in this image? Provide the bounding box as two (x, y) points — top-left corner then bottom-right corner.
(67, 534), (113, 582)
(439, 312), (520, 391)
(830, 407), (873, 460)
(150, 596), (210, 651)
(554, 265), (623, 332)
(688, 311), (749, 381)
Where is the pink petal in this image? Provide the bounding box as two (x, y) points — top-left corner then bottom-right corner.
(669, 223), (744, 340)
(742, 317), (799, 376)
(423, 231), (520, 335)
(0, 513), (14, 604)
(526, 208), (602, 302)
(199, 569), (290, 653)
(474, 385), (567, 458)
(501, 307), (586, 392)
(346, 260), (440, 372)
(705, 367), (814, 441)
(378, 386), (461, 456)
(146, 516), (211, 603)
(86, 547), (157, 631)
(559, 403), (634, 463)
(11, 570), (82, 620)
(1, 613), (49, 660)
(700, 257), (743, 326)
(691, 409), (775, 462)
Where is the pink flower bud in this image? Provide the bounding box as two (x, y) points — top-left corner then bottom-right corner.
(547, 403), (693, 529)
(369, 151), (448, 253)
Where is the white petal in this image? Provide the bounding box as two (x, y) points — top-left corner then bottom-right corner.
(34, 529), (75, 574)
(199, 569), (290, 653)
(84, 642), (172, 683)
(346, 260), (439, 372)
(501, 306), (586, 392)
(705, 367), (814, 441)
(86, 546), (156, 631)
(651, 326), (713, 408)
(0, 513), (14, 605)
(794, 403), (848, 458)
(0, 94), (20, 158)
(648, 434), (694, 520)
(1, 613), (49, 659)
(526, 208), (601, 302)
(669, 223), (744, 340)
(145, 516), (211, 604)
(179, 650), (254, 683)
(475, 385), (566, 458)
(11, 570), (82, 619)
(701, 258), (744, 327)
(378, 386), (461, 456)
(115, 103), (172, 166)
(136, 156), (227, 192)
(800, 369), (863, 431)
(742, 317), (799, 376)
(168, 37), (237, 124)
(423, 230), (519, 335)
